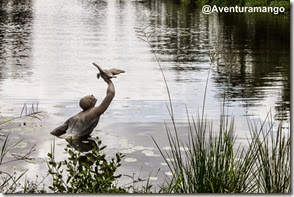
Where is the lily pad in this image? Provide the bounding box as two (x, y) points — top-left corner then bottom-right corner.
(149, 177), (158, 181)
(141, 150), (160, 157)
(165, 172), (173, 176)
(124, 157), (137, 163)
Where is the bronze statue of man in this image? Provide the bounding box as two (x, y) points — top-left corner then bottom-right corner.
(50, 76), (115, 137)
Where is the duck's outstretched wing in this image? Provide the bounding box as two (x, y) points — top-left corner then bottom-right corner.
(93, 63), (114, 78)
(93, 63), (124, 78)
(103, 70), (116, 78)
(109, 68), (125, 75)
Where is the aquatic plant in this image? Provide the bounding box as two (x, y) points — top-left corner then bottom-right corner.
(0, 135), (29, 193)
(47, 137), (126, 193)
(137, 25), (290, 193)
(153, 110), (290, 193)
(0, 103), (43, 193)
(248, 116), (290, 193)
(0, 102), (43, 126)
(121, 168), (161, 193)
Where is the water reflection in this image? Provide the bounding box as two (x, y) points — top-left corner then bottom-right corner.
(0, 0), (290, 122)
(211, 13), (290, 119)
(0, 0), (290, 188)
(0, 0), (33, 80)
(146, 1), (209, 64)
(141, 1), (290, 120)
(66, 136), (97, 153)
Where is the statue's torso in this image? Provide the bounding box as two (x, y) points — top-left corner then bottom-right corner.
(66, 112), (100, 137)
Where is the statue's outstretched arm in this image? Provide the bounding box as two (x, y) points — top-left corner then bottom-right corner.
(87, 78), (115, 119)
(50, 120), (69, 136)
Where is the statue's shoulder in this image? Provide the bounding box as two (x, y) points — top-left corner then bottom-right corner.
(67, 112), (83, 121)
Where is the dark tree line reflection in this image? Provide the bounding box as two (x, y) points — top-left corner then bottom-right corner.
(141, 0), (290, 120)
(0, 0), (33, 80)
(213, 13), (290, 120)
(0, 0), (290, 120)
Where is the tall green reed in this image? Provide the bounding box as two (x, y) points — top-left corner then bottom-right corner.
(137, 27), (290, 193)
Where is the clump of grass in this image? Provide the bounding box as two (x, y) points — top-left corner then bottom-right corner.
(0, 134), (35, 193)
(0, 102), (43, 126)
(122, 170), (159, 193)
(0, 103), (44, 193)
(153, 110), (290, 193)
(248, 115), (290, 193)
(136, 25), (290, 193)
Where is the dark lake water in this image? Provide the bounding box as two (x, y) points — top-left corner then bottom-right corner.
(0, 0), (290, 188)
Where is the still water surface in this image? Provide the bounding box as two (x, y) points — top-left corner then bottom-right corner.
(0, 0), (290, 187)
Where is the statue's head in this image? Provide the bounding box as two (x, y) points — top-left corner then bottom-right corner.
(79, 95), (97, 110)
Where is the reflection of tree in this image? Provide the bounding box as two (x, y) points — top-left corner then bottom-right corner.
(0, 0), (33, 80)
(147, 1), (207, 65)
(211, 14), (290, 119)
(141, 1), (290, 120)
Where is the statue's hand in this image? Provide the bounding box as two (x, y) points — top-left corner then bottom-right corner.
(101, 75), (111, 83)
